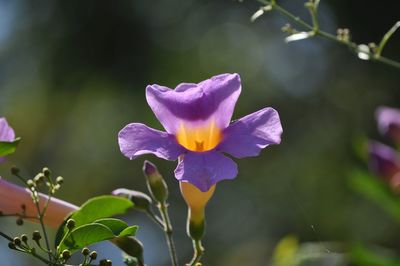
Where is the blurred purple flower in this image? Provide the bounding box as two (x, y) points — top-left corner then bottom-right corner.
(368, 141), (400, 190)
(376, 106), (400, 142)
(0, 117), (15, 162)
(118, 73), (283, 192)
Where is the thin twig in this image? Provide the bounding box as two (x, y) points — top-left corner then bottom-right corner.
(255, 0), (400, 70)
(158, 203), (179, 266)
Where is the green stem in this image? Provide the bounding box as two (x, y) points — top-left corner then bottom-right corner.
(256, 0), (400, 70)
(188, 239), (203, 266)
(158, 203), (178, 266)
(376, 21), (400, 57)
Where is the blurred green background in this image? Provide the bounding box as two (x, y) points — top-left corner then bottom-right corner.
(0, 0), (400, 265)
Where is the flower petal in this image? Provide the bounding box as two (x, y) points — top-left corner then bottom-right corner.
(174, 151), (238, 192)
(368, 141), (400, 180)
(146, 73), (241, 133)
(375, 106), (400, 142)
(219, 107), (282, 158)
(118, 123), (184, 161)
(0, 117), (15, 141)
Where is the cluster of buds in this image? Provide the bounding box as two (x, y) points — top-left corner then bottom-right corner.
(336, 28), (351, 42)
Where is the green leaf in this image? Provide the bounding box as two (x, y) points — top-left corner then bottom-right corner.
(0, 138), (21, 157)
(349, 170), (400, 221)
(55, 196), (134, 247)
(58, 223), (115, 253)
(58, 221), (137, 254)
(94, 218), (138, 237)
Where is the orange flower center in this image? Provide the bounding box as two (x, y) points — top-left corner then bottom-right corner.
(176, 120), (222, 152)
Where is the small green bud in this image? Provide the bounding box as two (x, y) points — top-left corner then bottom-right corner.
(143, 160), (168, 203)
(112, 188), (152, 212)
(99, 259), (112, 266)
(34, 173), (45, 184)
(26, 179), (35, 189)
(66, 219), (76, 230)
(62, 249), (71, 260)
(42, 167), (51, 177)
(32, 230), (41, 241)
(21, 234), (28, 243)
(82, 247), (90, 256)
(16, 218), (24, 226)
(56, 176), (64, 184)
(89, 251), (98, 260)
(13, 237), (22, 246)
(8, 242), (16, 249)
(11, 166), (20, 175)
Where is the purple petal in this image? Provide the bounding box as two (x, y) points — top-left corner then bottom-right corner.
(0, 117), (15, 142)
(146, 73), (241, 134)
(368, 141), (400, 180)
(118, 123), (184, 161)
(218, 107), (282, 158)
(174, 151), (238, 192)
(376, 106), (400, 142)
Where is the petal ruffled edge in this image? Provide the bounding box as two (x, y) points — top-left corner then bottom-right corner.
(118, 123), (184, 161)
(174, 150), (238, 192)
(218, 107), (282, 158)
(145, 73), (242, 134)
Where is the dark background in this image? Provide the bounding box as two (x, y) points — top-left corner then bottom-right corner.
(0, 0), (399, 265)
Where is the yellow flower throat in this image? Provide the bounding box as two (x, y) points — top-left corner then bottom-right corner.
(176, 120), (222, 152)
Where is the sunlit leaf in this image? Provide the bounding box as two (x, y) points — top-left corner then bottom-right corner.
(55, 196), (134, 247)
(0, 138), (21, 157)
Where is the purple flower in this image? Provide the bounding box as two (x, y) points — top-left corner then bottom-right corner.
(368, 141), (400, 190)
(0, 117), (16, 162)
(118, 73), (283, 192)
(376, 106), (400, 142)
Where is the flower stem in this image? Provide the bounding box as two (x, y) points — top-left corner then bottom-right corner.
(158, 202), (178, 266)
(188, 239), (204, 266)
(255, 0), (400, 70)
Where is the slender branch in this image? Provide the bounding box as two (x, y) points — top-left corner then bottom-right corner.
(188, 240), (203, 266)
(158, 203), (178, 266)
(255, 0), (400, 70)
(376, 21), (400, 57)
(145, 209), (165, 228)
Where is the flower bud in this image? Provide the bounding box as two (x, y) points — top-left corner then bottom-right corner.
(66, 219), (76, 230)
(16, 218), (24, 226)
(62, 249), (71, 260)
(34, 173), (45, 184)
(143, 161), (168, 203)
(21, 234), (28, 244)
(89, 251), (98, 260)
(180, 182), (215, 240)
(26, 179), (35, 189)
(82, 247), (90, 256)
(11, 166), (20, 175)
(112, 188), (152, 212)
(8, 242), (16, 249)
(13, 237), (22, 246)
(42, 167), (51, 178)
(99, 259), (112, 266)
(56, 176), (64, 185)
(32, 230), (41, 241)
